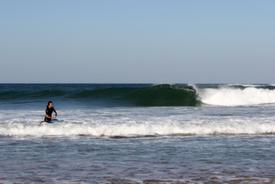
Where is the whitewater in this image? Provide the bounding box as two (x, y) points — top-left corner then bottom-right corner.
(199, 86), (275, 106)
(1, 107), (275, 137)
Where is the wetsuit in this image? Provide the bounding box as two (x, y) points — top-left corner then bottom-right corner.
(44, 107), (57, 122)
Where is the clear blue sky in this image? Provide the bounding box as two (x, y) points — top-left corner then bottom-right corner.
(0, 0), (274, 83)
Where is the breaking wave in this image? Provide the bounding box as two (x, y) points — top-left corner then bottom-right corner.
(1, 84), (275, 107)
(0, 84), (199, 106)
(199, 86), (275, 106)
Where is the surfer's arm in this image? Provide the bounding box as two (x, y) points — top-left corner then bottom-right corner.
(53, 108), (57, 116)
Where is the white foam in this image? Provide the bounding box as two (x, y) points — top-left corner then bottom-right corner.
(1, 118), (275, 137)
(199, 87), (275, 106)
(1, 108), (275, 138)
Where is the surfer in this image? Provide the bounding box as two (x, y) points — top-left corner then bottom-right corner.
(44, 101), (57, 122)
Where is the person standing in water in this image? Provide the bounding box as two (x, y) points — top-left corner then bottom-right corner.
(44, 101), (57, 122)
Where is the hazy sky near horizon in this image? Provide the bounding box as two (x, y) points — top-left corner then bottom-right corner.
(0, 0), (274, 83)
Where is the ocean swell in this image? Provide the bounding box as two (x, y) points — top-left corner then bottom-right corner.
(1, 84), (275, 107)
(0, 84), (200, 107)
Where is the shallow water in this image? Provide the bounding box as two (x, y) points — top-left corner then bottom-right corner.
(1, 136), (275, 183)
(1, 106), (275, 183)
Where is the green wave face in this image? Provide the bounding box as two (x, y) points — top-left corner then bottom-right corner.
(0, 84), (200, 107)
(126, 85), (200, 106)
(0, 90), (66, 100)
(68, 84), (200, 106)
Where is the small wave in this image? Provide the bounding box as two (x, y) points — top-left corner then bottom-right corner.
(1, 119), (275, 138)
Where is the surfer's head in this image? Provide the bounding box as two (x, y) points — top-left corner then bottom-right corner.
(47, 101), (54, 108)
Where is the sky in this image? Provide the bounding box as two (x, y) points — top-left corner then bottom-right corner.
(0, 0), (274, 83)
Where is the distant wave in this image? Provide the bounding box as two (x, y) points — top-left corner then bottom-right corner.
(1, 84), (275, 107)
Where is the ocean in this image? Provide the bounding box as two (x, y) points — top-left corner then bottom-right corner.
(0, 84), (275, 183)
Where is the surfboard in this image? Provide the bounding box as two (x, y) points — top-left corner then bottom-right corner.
(39, 119), (63, 126)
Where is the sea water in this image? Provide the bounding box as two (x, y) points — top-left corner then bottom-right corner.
(0, 84), (275, 183)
